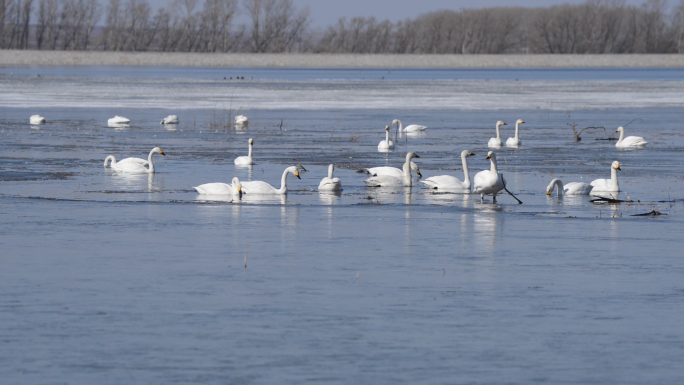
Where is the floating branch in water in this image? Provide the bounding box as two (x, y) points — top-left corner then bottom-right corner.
(590, 196), (625, 204)
(501, 174), (523, 204)
(568, 122), (608, 142)
(631, 210), (667, 216)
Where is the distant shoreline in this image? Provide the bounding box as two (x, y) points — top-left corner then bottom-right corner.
(1, 50), (683, 68)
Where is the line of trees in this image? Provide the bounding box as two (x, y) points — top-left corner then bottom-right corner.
(2, 0), (684, 53)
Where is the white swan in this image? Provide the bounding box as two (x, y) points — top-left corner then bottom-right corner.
(421, 150), (474, 190)
(392, 119), (427, 133)
(378, 126), (394, 152)
(506, 119), (524, 147)
(234, 115), (248, 125)
(110, 147), (165, 167)
(194, 177), (243, 196)
(241, 166), (300, 195)
(546, 178), (593, 196)
(615, 126), (647, 148)
(108, 115), (130, 125)
(234, 138), (254, 166)
(318, 164), (342, 192)
(488, 121), (506, 148)
(590, 161), (621, 192)
(30, 115), (45, 124)
(103, 147), (165, 174)
(363, 162), (421, 179)
(161, 115), (179, 124)
(473, 151), (505, 202)
(364, 152), (419, 187)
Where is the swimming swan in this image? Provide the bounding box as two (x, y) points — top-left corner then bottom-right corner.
(506, 119), (524, 147)
(161, 115), (179, 124)
(590, 161), (621, 192)
(615, 126), (647, 148)
(318, 164), (342, 191)
(392, 119), (427, 133)
(473, 151), (505, 202)
(378, 126), (394, 151)
(234, 138), (254, 165)
(363, 162), (421, 179)
(104, 147), (165, 174)
(546, 178), (593, 196)
(111, 147), (165, 167)
(30, 115), (45, 124)
(363, 152), (420, 187)
(234, 115), (248, 125)
(421, 150), (475, 190)
(194, 177), (243, 196)
(488, 121), (506, 148)
(108, 115), (131, 125)
(241, 166), (300, 195)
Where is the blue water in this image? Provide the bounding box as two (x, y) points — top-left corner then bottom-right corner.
(1, 67), (684, 384)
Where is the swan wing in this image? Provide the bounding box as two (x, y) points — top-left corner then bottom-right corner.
(619, 136), (648, 147)
(234, 156), (253, 165)
(241, 181), (277, 194)
(118, 157), (148, 165)
(404, 125), (427, 132)
(472, 170), (503, 194)
(366, 167), (403, 178)
(363, 175), (404, 187)
(319, 177), (342, 191)
(194, 183), (235, 195)
(564, 182), (593, 195)
(111, 161), (149, 174)
(505, 137), (520, 147)
(421, 175), (467, 190)
(488, 138), (502, 148)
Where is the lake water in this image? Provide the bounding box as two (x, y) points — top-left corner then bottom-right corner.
(1, 66), (683, 384)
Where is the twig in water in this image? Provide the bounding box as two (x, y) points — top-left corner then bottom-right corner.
(623, 118), (642, 127)
(330, 120), (339, 142)
(590, 196), (625, 204)
(292, 158), (308, 172)
(501, 174), (523, 204)
(279, 119), (283, 132)
(631, 210), (667, 216)
(244, 245), (248, 269)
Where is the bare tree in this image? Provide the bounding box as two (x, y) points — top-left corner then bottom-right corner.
(244, 0), (309, 52)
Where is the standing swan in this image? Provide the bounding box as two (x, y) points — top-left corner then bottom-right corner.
(241, 166), (300, 195)
(488, 121), (506, 148)
(378, 126), (394, 152)
(363, 153), (420, 187)
(392, 119), (427, 133)
(590, 161), (621, 192)
(615, 126), (647, 148)
(421, 150), (475, 190)
(103, 147), (165, 174)
(194, 177), (243, 196)
(546, 178), (593, 196)
(473, 151), (505, 202)
(318, 164), (342, 192)
(234, 138), (254, 165)
(506, 119), (524, 147)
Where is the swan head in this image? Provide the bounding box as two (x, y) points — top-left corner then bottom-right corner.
(546, 178), (560, 195)
(152, 147), (165, 156)
(407, 152), (420, 160)
(612, 161), (621, 171)
(616, 126), (624, 133)
(391, 119), (399, 126)
(517, 119), (524, 125)
(496, 121), (506, 127)
(410, 162), (422, 177)
(385, 126), (389, 131)
(460, 150), (475, 157)
(486, 151), (495, 160)
(287, 166), (301, 179)
(249, 138), (253, 145)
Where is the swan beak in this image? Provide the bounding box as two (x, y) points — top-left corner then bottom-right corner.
(615, 165), (621, 171)
(385, 126), (389, 131)
(160, 151), (165, 156)
(486, 154), (491, 159)
(547, 191), (551, 195)
(470, 152), (475, 156)
(502, 122), (507, 125)
(295, 171), (301, 179)
(414, 154), (420, 158)
(417, 171), (422, 177)
(520, 120), (525, 124)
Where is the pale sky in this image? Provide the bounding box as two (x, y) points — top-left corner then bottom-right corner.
(150, 0), (653, 28)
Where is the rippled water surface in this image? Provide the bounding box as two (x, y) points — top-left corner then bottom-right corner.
(1, 67), (684, 384)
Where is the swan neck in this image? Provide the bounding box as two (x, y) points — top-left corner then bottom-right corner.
(397, 120), (403, 131)
(554, 179), (564, 197)
(403, 162), (412, 185)
(617, 129), (624, 144)
(611, 167), (619, 188)
(147, 151), (155, 173)
(104, 156), (116, 167)
(248, 142), (253, 157)
(514, 122), (520, 139)
(385, 129), (390, 144)
(490, 157), (498, 173)
(328, 165), (334, 179)
(461, 154), (471, 186)
(278, 168), (290, 194)
(495, 123), (501, 139)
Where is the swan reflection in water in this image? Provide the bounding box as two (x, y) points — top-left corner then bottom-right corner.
(106, 171), (157, 192)
(234, 164), (254, 180)
(318, 190), (342, 205)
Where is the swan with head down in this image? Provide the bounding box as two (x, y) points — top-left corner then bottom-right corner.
(392, 119), (427, 133)
(104, 147), (165, 174)
(363, 152), (420, 187)
(194, 177), (243, 196)
(546, 178), (593, 196)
